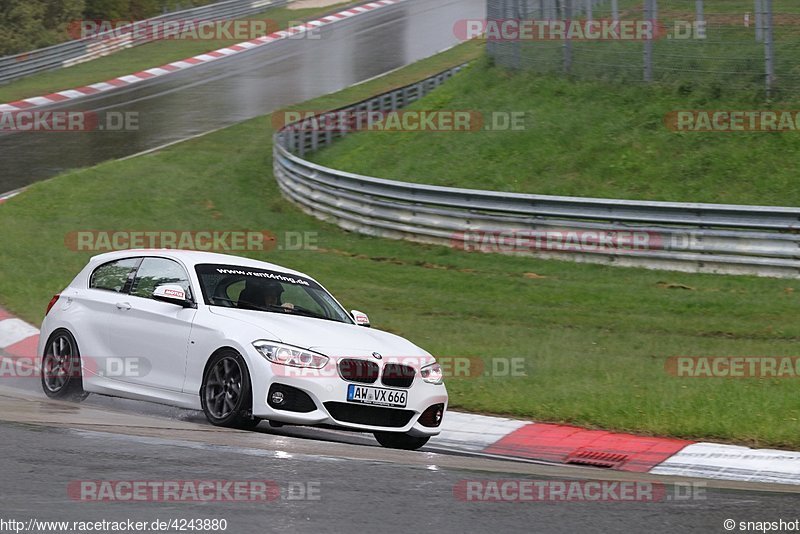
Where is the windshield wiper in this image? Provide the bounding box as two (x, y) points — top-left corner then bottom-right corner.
(213, 298), (281, 313)
(282, 305), (334, 321)
(211, 297), (238, 306)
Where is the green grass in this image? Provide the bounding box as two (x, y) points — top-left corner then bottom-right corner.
(0, 2), (358, 104)
(310, 55), (800, 206)
(2, 40), (800, 449)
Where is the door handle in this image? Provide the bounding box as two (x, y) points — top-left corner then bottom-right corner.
(115, 302), (131, 310)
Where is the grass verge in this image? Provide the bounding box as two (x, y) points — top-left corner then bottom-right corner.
(0, 2), (358, 105)
(1, 40), (799, 448)
(310, 54), (800, 206)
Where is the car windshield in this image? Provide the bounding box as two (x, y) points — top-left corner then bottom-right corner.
(195, 263), (353, 324)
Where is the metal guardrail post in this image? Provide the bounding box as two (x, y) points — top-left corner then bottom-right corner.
(643, 0), (654, 82)
(763, 0), (775, 98)
(564, 0), (573, 74)
(755, 0), (764, 42)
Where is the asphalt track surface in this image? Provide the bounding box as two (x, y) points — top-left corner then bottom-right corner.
(0, 368), (799, 534)
(0, 0), (485, 192)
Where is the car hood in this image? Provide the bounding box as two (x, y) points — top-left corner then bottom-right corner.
(209, 307), (432, 360)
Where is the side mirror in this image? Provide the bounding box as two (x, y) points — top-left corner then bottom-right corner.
(351, 310), (370, 327)
(153, 284), (195, 308)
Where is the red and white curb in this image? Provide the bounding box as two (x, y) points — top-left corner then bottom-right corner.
(0, 189), (22, 204)
(0, 309), (39, 360)
(650, 443), (800, 484)
(441, 416), (800, 485)
(0, 0), (404, 113)
(2, 307), (799, 485)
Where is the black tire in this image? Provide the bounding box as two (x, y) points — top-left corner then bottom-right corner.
(200, 350), (259, 430)
(374, 431), (430, 451)
(40, 329), (89, 402)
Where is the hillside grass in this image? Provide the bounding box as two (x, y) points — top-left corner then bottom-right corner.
(310, 55), (800, 206)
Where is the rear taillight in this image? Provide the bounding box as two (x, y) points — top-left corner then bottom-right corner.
(45, 294), (60, 316)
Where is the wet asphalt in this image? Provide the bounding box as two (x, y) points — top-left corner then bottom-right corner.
(0, 0), (485, 191)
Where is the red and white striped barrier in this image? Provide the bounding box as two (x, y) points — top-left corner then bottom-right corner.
(0, 189), (22, 204)
(0, 0), (403, 113)
(0, 310), (39, 360)
(1, 307), (798, 485)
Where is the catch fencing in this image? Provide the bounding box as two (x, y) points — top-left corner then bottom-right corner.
(486, 0), (800, 98)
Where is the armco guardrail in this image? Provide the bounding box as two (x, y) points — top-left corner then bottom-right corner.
(273, 66), (800, 278)
(0, 0), (286, 85)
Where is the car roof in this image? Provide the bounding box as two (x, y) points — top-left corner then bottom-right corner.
(88, 249), (313, 280)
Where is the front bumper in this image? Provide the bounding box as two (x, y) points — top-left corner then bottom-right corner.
(249, 362), (448, 436)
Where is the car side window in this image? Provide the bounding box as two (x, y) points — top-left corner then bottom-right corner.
(89, 258), (141, 293)
(130, 258), (192, 300)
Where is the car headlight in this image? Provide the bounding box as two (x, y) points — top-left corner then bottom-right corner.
(253, 341), (329, 369)
(421, 362), (444, 384)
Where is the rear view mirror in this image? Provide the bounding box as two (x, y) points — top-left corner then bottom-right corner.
(153, 284), (195, 308)
(351, 310), (370, 327)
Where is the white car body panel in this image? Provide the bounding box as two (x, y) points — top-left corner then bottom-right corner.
(39, 249), (448, 436)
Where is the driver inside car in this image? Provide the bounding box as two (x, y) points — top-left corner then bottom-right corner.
(237, 279), (294, 310)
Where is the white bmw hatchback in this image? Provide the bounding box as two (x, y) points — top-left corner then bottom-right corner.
(39, 250), (447, 450)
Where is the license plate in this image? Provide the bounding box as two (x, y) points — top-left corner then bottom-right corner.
(347, 384), (407, 408)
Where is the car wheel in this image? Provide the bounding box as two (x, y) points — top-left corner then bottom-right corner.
(373, 431), (430, 451)
(40, 329), (89, 402)
(200, 350), (259, 430)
